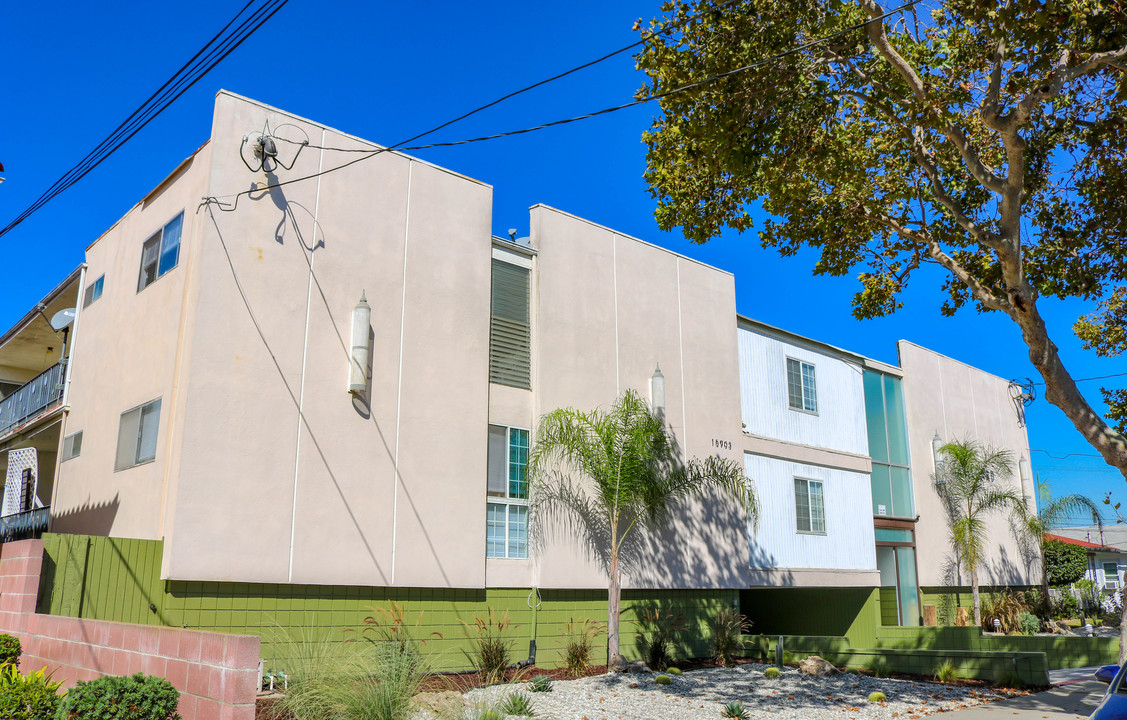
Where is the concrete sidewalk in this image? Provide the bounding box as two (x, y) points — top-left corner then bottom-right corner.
(938, 680), (1104, 720)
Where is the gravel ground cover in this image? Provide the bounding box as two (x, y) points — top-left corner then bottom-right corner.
(434, 663), (1016, 720)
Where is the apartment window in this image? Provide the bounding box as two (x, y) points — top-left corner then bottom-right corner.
(489, 259), (531, 389)
(1105, 563), (1120, 589)
(82, 275), (105, 307)
(786, 358), (818, 413)
(794, 477), (826, 533)
(486, 425), (530, 558)
(115, 399), (161, 471)
(137, 212), (184, 291)
(61, 431), (83, 462)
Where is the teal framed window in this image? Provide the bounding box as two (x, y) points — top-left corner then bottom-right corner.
(864, 369), (914, 518)
(486, 424), (529, 558)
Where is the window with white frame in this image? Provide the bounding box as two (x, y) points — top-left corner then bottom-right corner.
(61, 431), (83, 462)
(1104, 562), (1120, 588)
(82, 275), (105, 308)
(786, 358), (818, 413)
(115, 399), (161, 471)
(486, 424), (529, 558)
(794, 477), (826, 533)
(137, 212), (184, 292)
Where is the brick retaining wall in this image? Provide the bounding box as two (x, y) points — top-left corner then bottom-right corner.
(0, 538), (259, 719)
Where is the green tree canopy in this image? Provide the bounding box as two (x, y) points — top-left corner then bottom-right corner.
(1043, 538), (1089, 586)
(636, 0), (1127, 478)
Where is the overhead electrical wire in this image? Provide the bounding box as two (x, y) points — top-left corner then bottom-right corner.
(0, 0), (289, 240)
(203, 0), (924, 212)
(1030, 372), (1127, 385)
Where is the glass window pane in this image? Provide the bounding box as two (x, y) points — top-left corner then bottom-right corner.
(158, 213), (183, 277)
(896, 547), (920, 626)
(1105, 563), (1120, 587)
(136, 399), (161, 464)
(801, 363), (818, 412)
(138, 235), (160, 291)
(509, 428), (529, 499)
(115, 409), (141, 470)
(890, 466), (915, 518)
(863, 370), (889, 463)
(487, 425), (508, 496)
(870, 464), (892, 516)
(874, 528), (914, 543)
(809, 480), (825, 532)
(486, 503), (506, 558)
(883, 375), (909, 466)
(508, 505), (529, 559)
(876, 547), (900, 626)
(786, 359), (803, 410)
(794, 478), (810, 532)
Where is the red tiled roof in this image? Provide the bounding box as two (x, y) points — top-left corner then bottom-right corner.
(1045, 533), (1121, 552)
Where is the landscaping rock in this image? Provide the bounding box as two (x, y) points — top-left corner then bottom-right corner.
(625, 660), (653, 674)
(799, 656), (840, 677)
(411, 690), (467, 717)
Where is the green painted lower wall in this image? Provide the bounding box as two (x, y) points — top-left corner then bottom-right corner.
(740, 587), (881, 644)
(921, 586), (1038, 626)
(37, 534), (736, 671)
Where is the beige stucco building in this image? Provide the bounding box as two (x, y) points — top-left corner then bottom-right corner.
(0, 91), (1038, 637)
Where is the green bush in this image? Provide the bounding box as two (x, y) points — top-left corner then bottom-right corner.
(462, 610), (517, 685)
(722, 701), (748, 719)
(1045, 540), (1088, 586)
(1018, 612), (1041, 635)
(56, 673), (179, 720)
(0, 662), (62, 720)
(1051, 591), (1080, 620)
(0, 635), (21, 667)
(561, 619), (604, 678)
(935, 660), (958, 683)
(764, 667), (780, 678)
(868, 692), (887, 702)
(667, 667), (682, 676)
(655, 674), (673, 685)
(479, 711), (504, 720)
(707, 607), (752, 666)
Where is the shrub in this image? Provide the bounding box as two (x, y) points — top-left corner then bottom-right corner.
(868, 692), (887, 702)
(935, 660), (958, 684)
(527, 675), (552, 693)
(632, 607), (686, 672)
(655, 674), (673, 685)
(479, 711), (505, 720)
(462, 610), (517, 685)
(1018, 612), (1041, 636)
(357, 602), (442, 653)
(498, 692), (535, 716)
(981, 591), (1033, 633)
(764, 667), (780, 678)
(57, 672), (179, 720)
(561, 619), (604, 678)
(1050, 589), (1080, 620)
(0, 662), (62, 720)
(722, 701), (749, 719)
(1044, 540), (1088, 586)
(667, 667), (682, 676)
(707, 607), (752, 666)
(0, 635), (20, 667)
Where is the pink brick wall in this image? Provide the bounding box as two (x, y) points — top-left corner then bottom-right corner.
(0, 539), (260, 720)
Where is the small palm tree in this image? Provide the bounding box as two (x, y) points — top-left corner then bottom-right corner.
(1022, 481), (1102, 612)
(935, 439), (1029, 627)
(528, 389), (758, 671)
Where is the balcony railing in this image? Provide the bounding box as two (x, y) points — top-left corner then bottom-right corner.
(0, 362), (64, 437)
(0, 506), (50, 543)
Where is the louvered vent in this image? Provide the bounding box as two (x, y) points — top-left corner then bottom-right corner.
(489, 259), (531, 389)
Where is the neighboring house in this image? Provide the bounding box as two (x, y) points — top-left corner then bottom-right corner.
(1047, 532), (1127, 593)
(0, 91), (1040, 666)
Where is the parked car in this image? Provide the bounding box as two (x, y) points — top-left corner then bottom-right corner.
(1090, 665), (1127, 720)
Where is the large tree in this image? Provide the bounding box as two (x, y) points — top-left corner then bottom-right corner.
(528, 389), (758, 671)
(636, 0), (1127, 478)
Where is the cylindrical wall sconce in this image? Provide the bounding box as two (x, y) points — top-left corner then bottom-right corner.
(1019, 456), (1034, 506)
(349, 291), (371, 394)
(651, 363), (665, 419)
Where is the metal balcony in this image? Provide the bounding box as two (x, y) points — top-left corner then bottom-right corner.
(0, 362), (64, 437)
(0, 506), (50, 542)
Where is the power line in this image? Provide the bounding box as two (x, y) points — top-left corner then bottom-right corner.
(1031, 372), (1127, 385)
(0, 0), (289, 240)
(203, 0), (924, 212)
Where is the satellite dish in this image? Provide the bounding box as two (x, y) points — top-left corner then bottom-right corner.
(50, 308), (76, 332)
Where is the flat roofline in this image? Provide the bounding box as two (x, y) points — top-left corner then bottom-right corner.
(529, 204), (734, 278)
(0, 265), (85, 350)
(736, 314), (903, 376)
(217, 90), (493, 190)
(896, 339), (1013, 385)
(491, 236), (536, 257)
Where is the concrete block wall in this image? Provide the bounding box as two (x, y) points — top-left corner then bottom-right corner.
(0, 539), (260, 720)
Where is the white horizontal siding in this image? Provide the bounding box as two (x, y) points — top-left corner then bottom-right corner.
(738, 326), (868, 454)
(746, 453), (876, 571)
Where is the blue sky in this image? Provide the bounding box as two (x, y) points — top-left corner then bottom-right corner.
(3, 1), (1123, 518)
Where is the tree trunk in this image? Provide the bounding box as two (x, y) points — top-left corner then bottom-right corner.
(1011, 300), (1127, 479)
(607, 545), (625, 672)
(972, 568), (982, 629)
(1040, 543), (1051, 619)
(1120, 601), (1127, 664)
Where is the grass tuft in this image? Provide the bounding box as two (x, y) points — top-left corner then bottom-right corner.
(764, 667), (781, 678)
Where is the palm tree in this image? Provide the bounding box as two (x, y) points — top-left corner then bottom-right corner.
(528, 389), (758, 671)
(935, 439), (1029, 628)
(1021, 481), (1102, 613)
